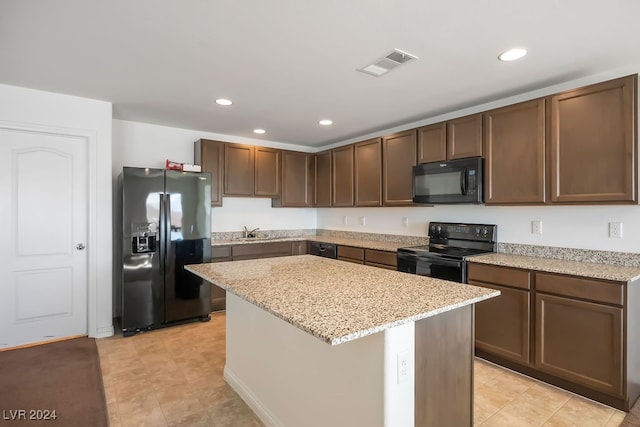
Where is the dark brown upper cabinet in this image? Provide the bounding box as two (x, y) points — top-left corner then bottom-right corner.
(417, 122), (447, 163)
(417, 114), (482, 163)
(383, 130), (417, 206)
(332, 145), (355, 206)
(224, 143), (254, 196)
(314, 150), (332, 207)
(447, 113), (483, 160)
(484, 99), (546, 205)
(224, 143), (280, 197)
(273, 150), (313, 207)
(194, 139), (224, 206)
(254, 146), (280, 197)
(354, 138), (382, 206)
(549, 75), (637, 204)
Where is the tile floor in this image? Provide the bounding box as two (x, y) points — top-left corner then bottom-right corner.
(97, 312), (627, 427)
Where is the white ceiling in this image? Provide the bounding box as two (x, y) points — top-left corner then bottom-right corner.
(1, 1), (639, 148)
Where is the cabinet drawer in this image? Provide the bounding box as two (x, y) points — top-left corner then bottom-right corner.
(365, 249), (397, 268)
(467, 263), (530, 290)
(535, 273), (623, 306)
(338, 246), (364, 262)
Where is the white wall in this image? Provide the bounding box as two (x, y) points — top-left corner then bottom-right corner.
(0, 83), (113, 338)
(317, 205), (640, 252)
(112, 119), (317, 232)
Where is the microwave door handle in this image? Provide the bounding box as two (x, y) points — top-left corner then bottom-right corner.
(460, 169), (468, 195)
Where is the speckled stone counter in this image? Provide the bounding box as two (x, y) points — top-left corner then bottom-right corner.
(211, 235), (422, 252)
(186, 255), (498, 345)
(470, 253), (640, 282)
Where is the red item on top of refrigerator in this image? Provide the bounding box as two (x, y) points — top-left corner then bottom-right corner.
(165, 160), (183, 171)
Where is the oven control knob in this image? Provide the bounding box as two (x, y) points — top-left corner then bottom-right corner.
(436, 225), (442, 234)
(482, 227), (489, 237)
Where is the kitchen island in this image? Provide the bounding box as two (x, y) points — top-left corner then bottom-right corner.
(186, 255), (498, 427)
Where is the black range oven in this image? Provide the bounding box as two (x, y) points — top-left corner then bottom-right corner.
(397, 222), (497, 283)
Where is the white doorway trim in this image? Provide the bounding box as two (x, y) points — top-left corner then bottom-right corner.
(0, 119), (103, 339)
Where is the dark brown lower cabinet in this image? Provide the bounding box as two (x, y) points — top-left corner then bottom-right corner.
(469, 261), (640, 411)
(364, 249), (397, 270)
(291, 241), (307, 255)
(468, 263), (531, 365)
(473, 282), (530, 365)
(337, 245), (364, 264)
(535, 293), (623, 396)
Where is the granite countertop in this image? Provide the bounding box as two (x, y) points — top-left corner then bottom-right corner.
(186, 255), (498, 345)
(211, 235), (408, 252)
(469, 253), (640, 283)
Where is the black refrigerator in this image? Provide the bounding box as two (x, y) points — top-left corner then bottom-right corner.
(117, 167), (212, 336)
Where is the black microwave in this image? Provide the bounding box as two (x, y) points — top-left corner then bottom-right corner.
(412, 157), (483, 204)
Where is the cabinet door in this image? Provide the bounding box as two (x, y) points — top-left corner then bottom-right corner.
(354, 138), (382, 206)
(254, 146), (280, 197)
(383, 130), (417, 206)
(332, 145), (354, 207)
(194, 139), (224, 206)
(484, 99), (546, 204)
(471, 281), (530, 365)
(224, 143), (254, 196)
(447, 113), (483, 160)
(550, 75), (637, 203)
(314, 150), (332, 207)
(280, 151), (313, 207)
(291, 241), (307, 255)
(417, 122), (446, 163)
(535, 293), (623, 397)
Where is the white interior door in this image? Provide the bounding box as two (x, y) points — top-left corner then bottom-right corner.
(0, 128), (88, 349)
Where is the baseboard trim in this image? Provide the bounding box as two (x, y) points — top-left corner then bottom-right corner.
(94, 325), (114, 338)
(223, 365), (283, 427)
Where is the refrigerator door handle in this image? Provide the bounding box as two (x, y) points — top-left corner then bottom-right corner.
(159, 193), (169, 272)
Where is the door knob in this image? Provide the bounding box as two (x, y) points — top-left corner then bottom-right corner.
(76, 243), (85, 250)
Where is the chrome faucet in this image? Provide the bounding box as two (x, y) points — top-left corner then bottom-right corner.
(243, 226), (260, 238)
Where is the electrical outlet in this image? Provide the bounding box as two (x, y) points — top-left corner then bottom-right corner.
(342, 215), (348, 225)
(609, 222), (623, 238)
(402, 217), (409, 228)
(397, 351), (409, 384)
(531, 220), (542, 235)
(359, 216), (366, 226)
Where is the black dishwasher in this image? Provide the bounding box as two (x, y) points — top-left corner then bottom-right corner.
(308, 241), (337, 259)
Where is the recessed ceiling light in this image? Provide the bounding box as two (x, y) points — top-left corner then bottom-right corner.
(319, 119), (333, 126)
(215, 98), (233, 106)
(253, 129), (266, 134)
(498, 48), (527, 62)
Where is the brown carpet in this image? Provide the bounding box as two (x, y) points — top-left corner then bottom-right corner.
(0, 337), (108, 426)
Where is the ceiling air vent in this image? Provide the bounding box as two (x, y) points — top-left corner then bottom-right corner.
(357, 49), (418, 77)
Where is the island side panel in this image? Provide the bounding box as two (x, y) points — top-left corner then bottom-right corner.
(225, 293), (408, 427)
(415, 305), (474, 427)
